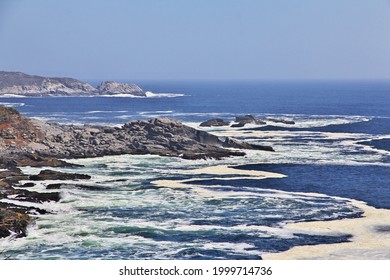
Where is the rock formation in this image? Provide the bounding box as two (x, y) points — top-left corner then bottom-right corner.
(231, 115), (266, 127)
(97, 81), (145, 97)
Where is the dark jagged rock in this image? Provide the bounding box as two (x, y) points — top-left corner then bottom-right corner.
(30, 170), (91, 181)
(21, 182), (35, 188)
(13, 189), (61, 203)
(1, 106), (273, 161)
(223, 137), (275, 152)
(0, 208), (30, 238)
(235, 115), (266, 125)
(46, 183), (63, 190)
(200, 118), (230, 127)
(231, 122), (246, 128)
(232, 115), (267, 127)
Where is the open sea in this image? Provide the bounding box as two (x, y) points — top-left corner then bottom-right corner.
(1, 80), (390, 259)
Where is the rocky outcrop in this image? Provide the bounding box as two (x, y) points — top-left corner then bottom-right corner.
(97, 81), (145, 97)
(222, 137), (275, 152)
(231, 115), (266, 128)
(230, 115), (295, 127)
(0, 71), (146, 97)
(200, 119), (230, 127)
(1, 106), (274, 161)
(0, 106), (275, 238)
(29, 170), (91, 181)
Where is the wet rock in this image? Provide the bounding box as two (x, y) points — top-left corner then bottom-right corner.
(30, 170), (91, 181)
(232, 115), (267, 127)
(223, 137), (275, 152)
(231, 122), (246, 128)
(21, 182), (35, 188)
(0, 208), (31, 238)
(13, 189), (61, 203)
(235, 115), (266, 125)
(200, 119), (230, 127)
(46, 183), (62, 189)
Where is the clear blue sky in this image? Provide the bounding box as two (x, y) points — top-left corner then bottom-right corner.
(1, 0), (390, 80)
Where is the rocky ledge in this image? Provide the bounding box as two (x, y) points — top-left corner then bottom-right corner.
(0, 106), (274, 238)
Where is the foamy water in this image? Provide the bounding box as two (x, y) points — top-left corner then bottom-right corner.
(2, 112), (388, 259)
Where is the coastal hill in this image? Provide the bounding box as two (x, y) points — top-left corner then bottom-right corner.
(0, 71), (146, 97)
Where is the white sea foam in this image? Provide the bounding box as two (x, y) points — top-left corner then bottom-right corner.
(85, 110), (128, 114)
(144, 91), (187, 98)
(0, 101), (26, 107)
(99, 91), (187, 98)
(0, 94), (27, 98)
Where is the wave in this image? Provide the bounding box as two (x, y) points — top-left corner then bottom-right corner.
(99, 91), (187, 98)
(0, 102), (26, 107)
(85, 110), (128, 114)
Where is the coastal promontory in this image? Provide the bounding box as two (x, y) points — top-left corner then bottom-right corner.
(0, 71), (145, 97)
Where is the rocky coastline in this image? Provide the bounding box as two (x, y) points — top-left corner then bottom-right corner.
(0, 106), (274, 239)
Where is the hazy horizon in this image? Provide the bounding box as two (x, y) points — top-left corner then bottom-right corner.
(1, 0), (390, 81)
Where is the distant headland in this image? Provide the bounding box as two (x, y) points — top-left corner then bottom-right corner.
(0, 71), (146, 97)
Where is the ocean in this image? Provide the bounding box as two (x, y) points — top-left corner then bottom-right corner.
(0, 80), (389, 259)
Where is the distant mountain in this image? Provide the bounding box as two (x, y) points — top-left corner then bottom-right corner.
(0, 71), (146, 97)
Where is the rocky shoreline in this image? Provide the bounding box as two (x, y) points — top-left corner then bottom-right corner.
(0, 106), (274, 239)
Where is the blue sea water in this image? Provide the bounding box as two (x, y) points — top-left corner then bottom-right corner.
(0, 80), (389, 259)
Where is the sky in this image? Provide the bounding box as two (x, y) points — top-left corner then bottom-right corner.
(0, 0), (390, 81)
